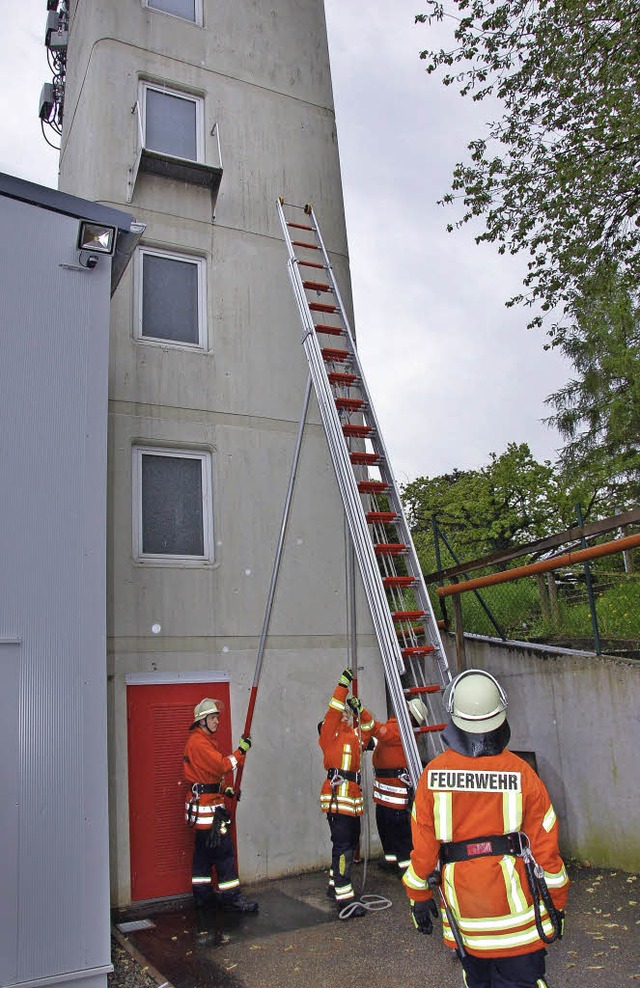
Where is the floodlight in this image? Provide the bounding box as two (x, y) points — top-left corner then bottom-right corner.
(77, 221), (116, 255)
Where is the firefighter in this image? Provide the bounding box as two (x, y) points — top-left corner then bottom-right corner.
(318, 667), (375, 917)
(183, 698), (258, 914)
(372, 697), (427, 874)
(403, 669), (569, 988)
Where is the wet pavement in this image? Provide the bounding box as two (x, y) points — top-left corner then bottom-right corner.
(112, 862), (640, 988)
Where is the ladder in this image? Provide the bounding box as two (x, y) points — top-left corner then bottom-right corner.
(277, 199), (453, 788)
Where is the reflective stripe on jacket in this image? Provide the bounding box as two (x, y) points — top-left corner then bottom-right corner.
(183, 728), (244, 829)
(318, 683), (374, 817)
(372, 717), (411, 808)
(403, 748), (569, 958)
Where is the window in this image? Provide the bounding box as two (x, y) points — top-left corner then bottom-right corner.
(133, 448), (213, 561)
(142, 83), (203, 162)
(144, 0), (201, 23)
(136, 247), (206, 348)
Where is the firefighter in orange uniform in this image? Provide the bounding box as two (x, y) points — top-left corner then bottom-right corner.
(183, 698), (258, 914)
(372, 697), (427, 874)
(318, 667), (375, 917)
(403, 669), (568, 988)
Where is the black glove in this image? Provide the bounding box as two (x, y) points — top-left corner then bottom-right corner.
(556, 909), (565, 940)
(411, 898), (439, 935)
(347, 695), (363, 714)
(205, 806), (232, 849)
(338, 668), (354, 688)
(223, 786), (235, 799)
(238, 735), (252, 754)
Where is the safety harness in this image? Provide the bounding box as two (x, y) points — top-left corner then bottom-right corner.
(374, 767), (415, 811)
(327, 768), (361, 784)
(186, 782), (221, 828)
(327, 768), (361, 815)
(439, 830), (564, 945)
(374, 767), (411, 783)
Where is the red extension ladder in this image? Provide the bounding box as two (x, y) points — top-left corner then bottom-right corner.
(277, 199), (453, 786)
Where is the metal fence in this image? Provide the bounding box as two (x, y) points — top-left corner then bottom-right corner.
(425, 513), (640, 660)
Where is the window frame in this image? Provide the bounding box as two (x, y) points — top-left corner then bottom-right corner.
(132, 446), (214, 564)
(134, 245), (207, 350)
(142, 0), (203, 25)
(140, 81), (205, 164)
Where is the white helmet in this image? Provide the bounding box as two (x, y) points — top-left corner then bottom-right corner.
(192, 697), (223, 723)
(407, 697), (427, 725)
(445, 669), (508, 734)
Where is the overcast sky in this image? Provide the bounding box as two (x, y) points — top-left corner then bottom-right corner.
(4, 0), (571, 484)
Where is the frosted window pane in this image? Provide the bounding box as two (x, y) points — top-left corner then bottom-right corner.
(142, 455), (204, 555)
(148, 0), (196, 21)
(146, 90), (197, 160)
(142, 254), (199, 344)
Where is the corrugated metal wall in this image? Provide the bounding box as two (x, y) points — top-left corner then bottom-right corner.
(0, 195), (112, 988)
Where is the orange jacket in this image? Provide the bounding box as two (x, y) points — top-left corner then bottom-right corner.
(403, 748), (569, 958)
(183, 727), (245, 829)
(372, 718), (411, 809)
(318, 682), (374, 816)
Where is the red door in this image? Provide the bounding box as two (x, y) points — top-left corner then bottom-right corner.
(126, 680), (231, 901)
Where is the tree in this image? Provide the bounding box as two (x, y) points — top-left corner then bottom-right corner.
(402, 442), (623, 575)
(544, 261), (640, 495)
(416, 1), (640, 332)
(402, 443), (560, 570)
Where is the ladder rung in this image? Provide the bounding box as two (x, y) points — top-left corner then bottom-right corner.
(322, 348), (350, 362)
(367, 511), (397, 524)
(383, 576), (416, 588)
(376, 542), (407, 555)
(350, 452), (379, 465)
(359, 481), (389, 494)
(415, 724), (446, 735)
(400, 646), (435, 658)
(303, 281), (331, 292)
(336, 398), (364, 411)
(404, 684), (441, 695)
(392, 610), (425, 622)
(292, 240), (319, 249)
(329, 372), (357, 386)
(288, 222), (313, 231)
(299, 260), (325, 270)
(315, 323), (343, 336)
(309, 302), (338, 313)
(343, 424), (371, 438)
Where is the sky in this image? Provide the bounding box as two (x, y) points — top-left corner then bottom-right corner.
(3, 0), (571, 485)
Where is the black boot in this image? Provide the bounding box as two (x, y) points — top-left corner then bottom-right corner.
(222, 892), (259, 913)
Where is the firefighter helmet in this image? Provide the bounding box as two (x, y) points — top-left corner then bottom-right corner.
(445, 669), (508, 734)
(192, 697), (223, 723)
(407, 697), (427, 725)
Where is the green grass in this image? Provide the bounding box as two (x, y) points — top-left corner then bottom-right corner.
(434, 570), (640, 644)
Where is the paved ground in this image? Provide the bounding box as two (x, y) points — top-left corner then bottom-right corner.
(111, 861), (640, 988)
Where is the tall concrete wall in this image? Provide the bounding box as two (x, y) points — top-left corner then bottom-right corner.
(443, 634), (640, 872)
(58, 0), (386, 904)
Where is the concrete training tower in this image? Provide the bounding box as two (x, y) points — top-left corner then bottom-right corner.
(58, 0), (386, 906)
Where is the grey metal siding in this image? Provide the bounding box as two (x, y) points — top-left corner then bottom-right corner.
(0, 196), (112, 988)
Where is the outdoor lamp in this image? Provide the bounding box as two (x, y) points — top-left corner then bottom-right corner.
(77, 220), (116, 255)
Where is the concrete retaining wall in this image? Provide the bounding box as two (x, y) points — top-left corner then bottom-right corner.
(443, 634), (640, 872)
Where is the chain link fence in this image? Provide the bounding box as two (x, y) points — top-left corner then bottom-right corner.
(427, 536), (640, 660)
